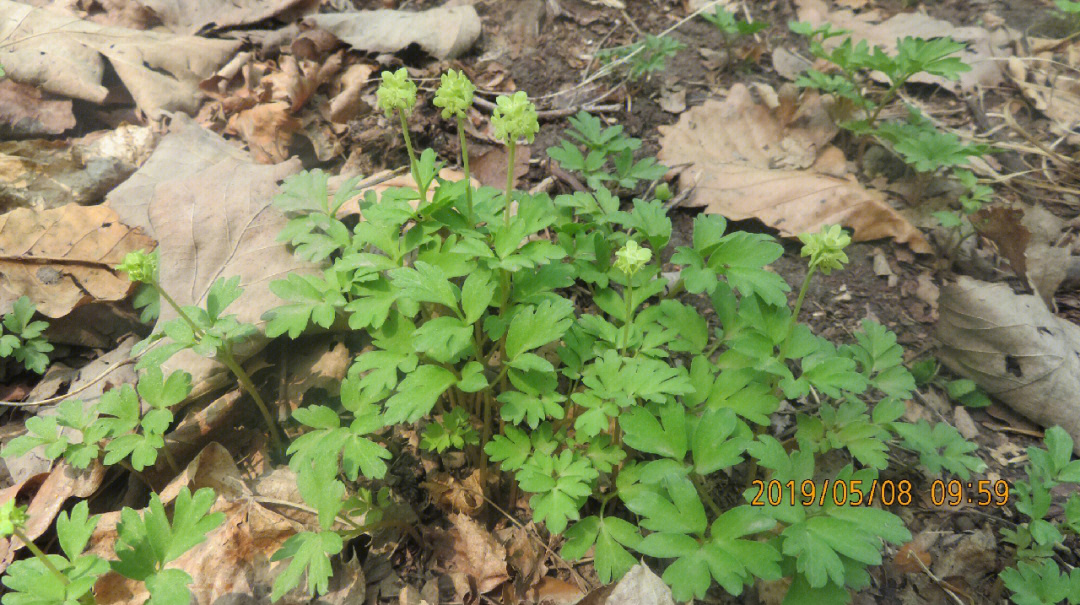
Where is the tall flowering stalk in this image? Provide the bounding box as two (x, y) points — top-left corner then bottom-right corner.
(434, 70), (477, 225)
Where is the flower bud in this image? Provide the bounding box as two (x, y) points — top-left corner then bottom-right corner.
(376, 68), (418, 119)
(491, 91), (539, 145)
(798, 224), (851, 275)
(116, 249), (159, 284)
(433, 69), (476, 120)
(0, 499), (27, 538)
(615, 239), (652, 276)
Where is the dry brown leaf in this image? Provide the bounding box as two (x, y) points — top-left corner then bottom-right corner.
(937, 276), (1080, 454)
(0, 125), (157, 213)
(88, 443), (341, 604)
(0, 204), (156, 317)
(329, 62), (375, 123)
(0, 460), (105, 572)
(227, 101), (302, 164)
(0, 80), (75, 137)
(971, 206), (1030, 282)
(423, 470), (484, 516)
(497, 522), (547, 596)
(136, 0), (318, 35)
(471, 145), (531, 190)
(305, 5), (481, 60)
(795, 0), (1013, 93)
(527, 577), (585, 604)
(107, 115), (313, 397)
(602, 564), (674, 605)
(284, 339), (350, 412)
(265, 52), (343, 114)
(429, 513), (509, 594)
(1007, 56), (1080, 136)
(657, 84), (931, 252)
(893, 541), (932, 574)
(0, 0), (242, 117)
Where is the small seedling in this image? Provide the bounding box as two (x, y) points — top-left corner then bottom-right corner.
(117, 250), (284, 452)
(999, 427), (1080, 604)
(547, 111), (666, 191)
(598, 34), (686, 82)
(700, 6), (767, 66)
(0, 296), (52, 374)
(0, 488), (223, 605)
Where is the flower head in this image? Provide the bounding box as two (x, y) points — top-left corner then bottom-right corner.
(798, 224), (851, 275)
(376, 68), (417, 118)
(615, 239), (652, 276)
(433, 69), (476, 119)
(0, 499), (27, 538)
(491, 91), (539, 144)
(116, 249), (159, 284)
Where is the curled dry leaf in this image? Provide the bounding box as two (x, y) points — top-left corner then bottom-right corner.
(422, 470), (484, 516)
(427, 513), (509, 595)
(893, 541), (932, 574)
(227, 101), (302, 164)
(305, 5), (481, 60)
(329, 62), (376, 124)
(1007, 55), (1080, 138)
(0, 204), (156, 318)
(136, 0), (318, 35)
(0, 0), (241, 117)
(657, 84), (931, 252)
(971, 206), (1030, 283)
(937, 276), (1080, 454)
(0, 124), (157, 213)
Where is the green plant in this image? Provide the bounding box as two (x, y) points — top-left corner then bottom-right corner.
(1, 296), (53, 375)
(547, 111), (667, 192)
(116, 252), (284, 451)
(788, 24), (999, 251)
(789, 24), (970, 132)
(598, 34), (686, 82)
(2, 367), (191, 473)
(700, 6), (767, 67)
(0, 488), (224, 605)
(910, 356), (993, 408)
(1056, 0), (1080, 31)
(1000, 426), (1080, 604)
(260, 67), (987, 604)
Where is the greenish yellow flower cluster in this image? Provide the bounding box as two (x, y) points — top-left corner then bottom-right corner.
(799, 224), (851, 275)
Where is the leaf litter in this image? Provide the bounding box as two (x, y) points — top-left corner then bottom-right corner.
(658, 83), (932, 252)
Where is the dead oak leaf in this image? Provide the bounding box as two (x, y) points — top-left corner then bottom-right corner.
(107, 114), (313, 396)
(428, 513), (509, 595)
(0, 203), (156, 317)
(227, 101), (302, 164)
(657, 84), (931, 253)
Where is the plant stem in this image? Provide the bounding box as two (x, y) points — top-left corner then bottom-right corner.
(778, 266), (816, 362)
(397, 108), (424, 200)
(620, 280), (634, 355)
(456, 114), (475, 225)
(153, 285), (204, 339)
(13, 527), (68, 586)
(154, 283), (285, 454)
(691, 474), (723, 517)
(504, 140), (516, 227)
(219, 346), (285, 454)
